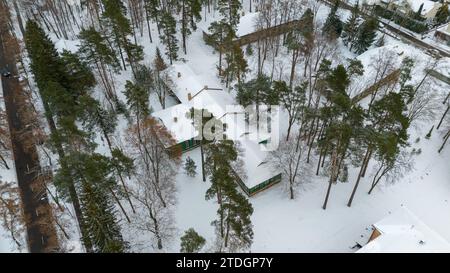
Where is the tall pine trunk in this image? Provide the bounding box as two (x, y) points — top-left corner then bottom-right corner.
(347, 147), (371, 207)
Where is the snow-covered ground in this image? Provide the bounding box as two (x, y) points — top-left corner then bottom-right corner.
(0, 79), (20, 253)
(1, 0), (449, 252)
(164, 3), (450, 252)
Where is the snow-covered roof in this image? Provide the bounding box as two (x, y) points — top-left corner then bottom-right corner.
(201, 12), (260, 37)
(236, 12), (260, 37)
(152, 104), (198, 145)
(168, 63), (233, 118)
(237, 138), (277, 189)
(358, 207), (450, 253)
(380, 0), (440, 16)
(165, 62), (280, 190)
(222, 112), (277, 189)
(408, 0), (436, 15)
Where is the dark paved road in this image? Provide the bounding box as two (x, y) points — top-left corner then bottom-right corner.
(0, 29), (59, 252)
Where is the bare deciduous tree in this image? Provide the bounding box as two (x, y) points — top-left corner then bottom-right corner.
(0, 181), (26, 252)
(268, 133), (311, 199)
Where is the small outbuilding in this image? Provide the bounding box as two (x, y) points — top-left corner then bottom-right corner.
(357, 207), (450, 253)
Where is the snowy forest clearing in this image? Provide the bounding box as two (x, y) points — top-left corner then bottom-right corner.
(0, 0), (449, 253)
(172, 128), (450, 252)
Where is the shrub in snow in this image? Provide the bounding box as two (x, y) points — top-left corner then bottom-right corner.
(184, 156), (197, 177)
(180, 228), (206, 253)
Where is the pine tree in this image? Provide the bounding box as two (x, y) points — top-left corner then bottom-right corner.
(134, 64), (154, 95)
(101, 0), (143, 74)
(204, 140), (253, 251)
(237, 74), (278, 131)
(78, 27), (121, 109)
(206, 21), (235, 74)
(180, 228), (206, 253)
(144, 0), (161, 34)
(352, 17), (378, 55)
(184, 156), (197, 177)
(153, 48), (169, 108)
(274, 80), (307, 140)
(78, 27), (121, 72)
(236, 74), (279, 107)
(318, 63), (365, 210)
(217, 0), (242, 29)
(245, 44), (253, 56)
(223, 44), (248, 86)
(159, 10), (179, 64)
(322, 0), (343, 39)
(347, 92), (409, 206)
(180, 0), (202, 54)
(286, 8), (314, 87)
(425, 125), (434, 139)
(341, 2), (360, 48)
(366, 93), (410, 195)
(435, 3), (449, 25)
(123, 80), (151, 127)
(415, 3), (425, 20)
(186, 108), (216, 182)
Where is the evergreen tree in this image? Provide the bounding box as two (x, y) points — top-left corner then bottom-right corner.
(101, 0), (144, 74)
(159, 10), (179, 64)
(415, 3), (425, 20)
(134, 64), (154, 95)
(223, 44), (248, 86)
(286, 8), (314, 87)
(435, 3), (449, 25)
(341, 2), (361, 48)
(245, 44), (253, 56)
(184, 156), (197, 177)
(144, 0), (161, 34)
(180, 228), (206, 253)
(186, 108), (216, 182)
(55, 152), (129, 253)
(237, 74), (278, 107)
(153, 48), (169, 108)
(154, 47), (168, 72)
(123, 80), (151, 127)
(78, 27), (121, 72)
(322, 0), (343, 39)
(206, 21), (235, 74)
(352, 17), (378, 55)
(367, 93), (410, 194)
(25, 21), (98, 251)
(217, 0), (242, 29)
(236, 74), (279, 129)
(180, 0), (202, 54)
(78, 27), (122, 109)
(318, 63), (364, 210)
(347, 92), (409, 206)
(274, 80), (307, 140)
(204, 140), (253, 251)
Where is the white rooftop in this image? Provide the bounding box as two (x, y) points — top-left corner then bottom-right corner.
(381, 0), (438, 16)
(357, 207), (450, 253)
(152, 104), (198, 145)
(162, 62), (280, 190)
(168, 63), (233, 118)
(236, 12), (260, 37)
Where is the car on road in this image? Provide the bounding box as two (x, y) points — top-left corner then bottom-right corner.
(1, 70), (11, 78)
